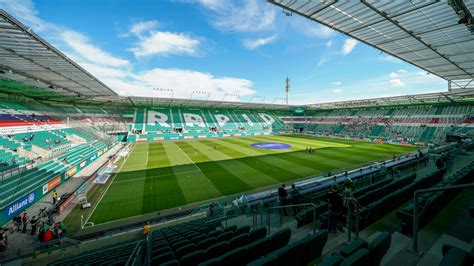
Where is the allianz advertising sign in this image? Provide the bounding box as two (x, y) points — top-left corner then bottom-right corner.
(5, 192), (35, 219)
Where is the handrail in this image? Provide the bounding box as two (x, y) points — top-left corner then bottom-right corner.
(267, 203), (317, 234)
(125, 240), (143, 266)
(411, 182), (474, 254)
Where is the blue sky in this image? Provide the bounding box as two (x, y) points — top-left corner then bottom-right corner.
(0, 0), (447, 104)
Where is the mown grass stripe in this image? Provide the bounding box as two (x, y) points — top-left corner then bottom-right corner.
(164, 141), (222, 204)
(176, 141), (255, 195)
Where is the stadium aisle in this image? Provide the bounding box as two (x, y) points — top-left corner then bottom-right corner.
(3, 143), (125, 253)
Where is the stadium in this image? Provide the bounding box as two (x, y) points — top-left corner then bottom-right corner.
(0, 1), (473, 266)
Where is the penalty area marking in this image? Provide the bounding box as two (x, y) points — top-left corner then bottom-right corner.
(174, 143), (202, 173)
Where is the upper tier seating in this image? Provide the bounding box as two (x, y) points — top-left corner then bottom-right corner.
(14, 130), (69, 150)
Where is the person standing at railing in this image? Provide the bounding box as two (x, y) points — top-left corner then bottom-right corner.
(143, 222), (151, 237)
(326, 184), (343, 236)
(290, 184), (301, 215)
(278, 184), (288, 215)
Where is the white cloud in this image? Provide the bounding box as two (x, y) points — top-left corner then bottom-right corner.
(342, 39), (358, 55)
(1, 0), (255, 100)
(399, 69), (406, 73)
(331, 81), (341, 86)
(108, 68), (255, 99)
(331, 89), (343, 94)
(243, 35), (276, 50)
(388, 79), (405, 87)
(318, 58), (327, 66)
(326, 40), (333, 47)
(285, 15), (335, 39)
(129, 31), (201, 57)
(378, 55), (402, 64)
(389, 72), (398, 78)
(197, 0), (276, 33)
(129, 20), (159, 37)
(61, 30), (129, 67)
(125, 20), (202, 57)
(0, 0), (46, 32)
(291, 71), (446, 104)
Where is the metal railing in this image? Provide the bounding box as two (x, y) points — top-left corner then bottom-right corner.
(126, 240), (144, 266)
(267, 203), (317, 234)
(0, 237), (82, 263)
(411, 182), (474, 254)
(347, 203), (360, 242)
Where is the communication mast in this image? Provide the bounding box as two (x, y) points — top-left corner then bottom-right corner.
(285, 77), (290, 105)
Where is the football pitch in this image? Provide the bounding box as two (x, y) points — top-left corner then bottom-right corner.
(88, 135), (416, 224)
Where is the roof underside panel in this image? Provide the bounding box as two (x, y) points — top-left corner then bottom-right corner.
(0, 9), (117, 97)
(270, 0), (474, 81)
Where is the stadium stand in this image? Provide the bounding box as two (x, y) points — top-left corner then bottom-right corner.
(0, 3), (473, 266)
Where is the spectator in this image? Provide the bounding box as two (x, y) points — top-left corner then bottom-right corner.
(417, 149), (424, 158)
(22, 213), (29, 233)
(143, 222), (151, 237)
(290, 184), (301, 215)
(278, 184), (288, 215)
(30, 216), (38, 236)
(52, 190), (58, 205)
(0, 227), (7, 252)
(326, 184), (343, 235)
(209, 201), (216, 217)
(13, 215), (21, 232)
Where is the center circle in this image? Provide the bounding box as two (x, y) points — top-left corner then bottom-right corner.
(250, 142), (292, 150)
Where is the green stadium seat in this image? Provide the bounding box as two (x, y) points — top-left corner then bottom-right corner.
(246, 237), (272, 262)
(303, 230), (328, 263)
(171, 239), (191, 251)
(208, 229), (223, 238)
(319, 254), (344, 266)
(340, 238), (368, 258)
(152, 246), (171, 257)
(234, 225), (250, 235)
(205, 241), (229, 260)
(191, 235), (207, 244)
(440, 245), (473, 266)
(151, 251), (175, 265)
(223, 225), (238, 232)
(197, 238), (216, 250)
(180, 250), (206, 266)
(340, 249), (370, 266)
(229, 233), (249, 250)
(249, 227), (267, 242)
(271, 236), (307, 266)
(216, 231), (234, 242)
(269, 228), (291, 252)
(161, 259), (180, 266)
(367, 232), (391, 266)
(198, 257), (221, 266)
(219, 246), (248, 266)
(175, 243), (196, 259)
(248, 254), (278, 266)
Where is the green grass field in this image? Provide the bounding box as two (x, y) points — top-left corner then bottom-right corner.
(88, 135), (416, 224)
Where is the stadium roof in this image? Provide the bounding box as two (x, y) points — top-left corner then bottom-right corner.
(269, 0), (474, 84)
(0, 9), (117, 97)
